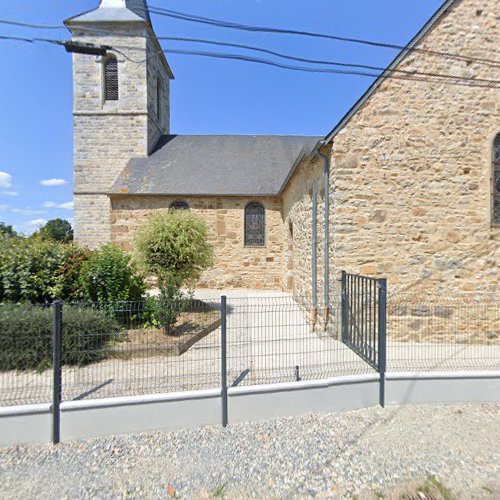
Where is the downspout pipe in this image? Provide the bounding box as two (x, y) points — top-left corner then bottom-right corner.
(311, 183), (317, 331)
(315, 144), (330, 329)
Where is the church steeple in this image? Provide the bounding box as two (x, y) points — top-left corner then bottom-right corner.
(65, 0), (173, 247)
(65, 0), (151, 24)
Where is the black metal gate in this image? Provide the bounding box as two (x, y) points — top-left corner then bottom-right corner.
(341, 271), (387, 390)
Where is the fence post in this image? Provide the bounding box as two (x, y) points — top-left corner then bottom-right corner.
(341, 271), (347, 342)
(220, 295), (228, 427)
(377, 279), (387, 408)
(52, 300), (62, 444)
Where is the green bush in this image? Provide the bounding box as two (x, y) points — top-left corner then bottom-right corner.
(135, 211), (214, 289)
(78, 244), (145, 303)
(135, 211), (213, 331)
(0, 235), (89, 303)
(0, 303), (121, 371)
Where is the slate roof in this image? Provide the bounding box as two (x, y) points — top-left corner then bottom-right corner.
(65, 0), (151, 25)
(111, 135), (320, 196)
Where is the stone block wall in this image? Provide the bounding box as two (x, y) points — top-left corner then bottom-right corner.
(110, 195), (285, 289)
(330, 0), (499, 296)
(281, 154), (328, 303)
(70, 23), (172, 247)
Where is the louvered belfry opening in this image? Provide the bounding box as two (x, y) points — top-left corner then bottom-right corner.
(104, 56), (119, 101)
(244, 202), (265, 247)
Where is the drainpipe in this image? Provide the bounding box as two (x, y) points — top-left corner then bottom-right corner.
(311, 183), (317, 331)
(315, 145), (330, 330)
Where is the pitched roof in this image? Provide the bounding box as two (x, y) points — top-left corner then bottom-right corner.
(65, 0), (151, 25)
(110, 135), (320, 196)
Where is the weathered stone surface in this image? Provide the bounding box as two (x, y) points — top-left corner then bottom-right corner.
(111, 196), (284, 289)
(71, 24), (170, 247)
(282, 0), (499, 300)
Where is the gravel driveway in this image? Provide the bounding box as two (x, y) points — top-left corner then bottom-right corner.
(1, 404), (499, 499)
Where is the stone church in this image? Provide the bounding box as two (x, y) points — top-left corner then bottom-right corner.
(66, 0), (499, 299)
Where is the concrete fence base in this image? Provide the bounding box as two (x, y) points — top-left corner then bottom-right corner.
(1, 372), (499, 447)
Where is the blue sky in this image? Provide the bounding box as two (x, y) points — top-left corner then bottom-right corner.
(0, 0), (443, 233)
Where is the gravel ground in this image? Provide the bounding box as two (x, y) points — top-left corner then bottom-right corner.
(1, 404), (499, 499)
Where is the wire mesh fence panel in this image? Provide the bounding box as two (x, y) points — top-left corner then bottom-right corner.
(0, 303), (54, 406)
(226, 295), (377, 387)
(387, 294), (500, 372)
(60, 298), (222, 401)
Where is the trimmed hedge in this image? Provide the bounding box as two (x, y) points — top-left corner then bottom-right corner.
(0, 304), (121, 371)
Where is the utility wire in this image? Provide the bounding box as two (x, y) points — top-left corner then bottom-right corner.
(142, 35), (500, 87)
(2, 11), (500, 69)
(109, 45), (500, 89)
(19, 18), (497, 88)
(0, 33), (63, 45)
(1, 31), (498, 89)
(0, 19), (66, 30)
(147, 4), (500, 68)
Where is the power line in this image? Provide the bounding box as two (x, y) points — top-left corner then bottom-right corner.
(0, 19), (66, 30)
(1, 17), (499, 89)
(0, 33), (63, 45)
(2, 10), (500, 70)
(145, 35), (500, 87)
(109, 45), (500, 89)
(16, 17), (496, 88)
(1, 31), (498, 89)
(147, 4), (500, 68)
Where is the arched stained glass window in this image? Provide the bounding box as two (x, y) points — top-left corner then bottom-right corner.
(493, 133), (500, 224)
(244, 202), (265, 247)
(169, 200), (190, 210)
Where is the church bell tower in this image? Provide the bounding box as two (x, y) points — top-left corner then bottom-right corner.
(65, 0), (174, 247)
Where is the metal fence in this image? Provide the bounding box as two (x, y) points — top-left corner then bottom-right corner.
(387, 294), (499, 372)
(0, 288), (498, 411)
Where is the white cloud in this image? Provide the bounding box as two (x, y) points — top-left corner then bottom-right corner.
(42, 200), (74, 210)
(1, 191), (18, 196)
(26, 219), (47, 229)
(11, 208), (45, 216)
(40, 178), (67, 187)
(0, 172), (12, 188)
(58, 201), (74, 210)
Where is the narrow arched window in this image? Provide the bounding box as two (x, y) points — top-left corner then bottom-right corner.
(169, 200), (189, 210)
(493, 133), (500, 224)
(244, 202), (265, 247)
(104, 56), (118, 101)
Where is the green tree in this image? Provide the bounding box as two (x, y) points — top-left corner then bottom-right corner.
(135, 211), (214, 331)
(0, 222), (16, 237)
(135, 211), (214, 293)
(37, 218), (73, 243)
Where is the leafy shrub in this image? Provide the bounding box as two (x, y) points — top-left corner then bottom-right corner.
(142, 293), (191, 333)
(135, 211), (213, 331)
(135, 211), (214, 291)
(0, 303), (121, 371)
(78, 244), (145, 303)
(0, 235), (89, 303)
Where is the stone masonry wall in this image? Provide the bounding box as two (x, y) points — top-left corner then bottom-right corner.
(110, 196), (285, 289)
(281, 154), (328, 303)
(70, 23), (171, 247)
(329, 0), (499, 296)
